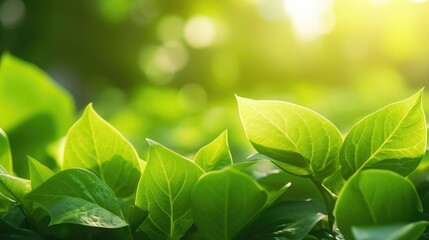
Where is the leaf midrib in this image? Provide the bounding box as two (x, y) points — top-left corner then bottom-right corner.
(355, 103), (417, 173)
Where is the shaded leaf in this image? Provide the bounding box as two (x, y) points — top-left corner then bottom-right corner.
(240, 200), (326, 240)
(334, 170), (422, 240)
(135, 140), (203, 240)
(0, 218), (43, 240)
(25, 168), (127, 228)
(339, 90), (426, 179)
(195, 130), (232, 172)
(352, 221), (429, 240)
(0, 53), (74, 177)
(28, 156), (54, 189)
(237, 96), (343, 179)
(0, 168), (31, 203)
(63, 104), (141, 197)
(191, 168), (268, 240)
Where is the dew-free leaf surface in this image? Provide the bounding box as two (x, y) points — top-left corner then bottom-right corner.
(339, 90), (426, 179)
(191, 168), (268, 240)
(25, 168), (128, 228)
(63, 104), (141, 197)
(237, 96), (343, 179)
(136, 140), (203, 240)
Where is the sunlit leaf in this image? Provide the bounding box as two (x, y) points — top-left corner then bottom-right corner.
(0, 128), (12, 174)
(135, 140), (203, 240)
(237, 96), (343, 179)
(63, 104), (141, 197)
(191, 168), (268, 240)
(339, 90), (426, 179)
(239, 200), (326, 240)
(334, 170), (422, 240)
(28, 156), (54, 189)
(25, 168), (128, 228)
(352, 221), (429, 240)
(194, 130), (232, 172)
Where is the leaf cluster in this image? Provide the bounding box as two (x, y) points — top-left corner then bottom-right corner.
(1, 54), (429, 240)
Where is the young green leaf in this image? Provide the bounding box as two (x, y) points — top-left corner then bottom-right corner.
(334, 170), (422, 240)
(135, 140), (203, 240)
(191, 168), (268, 240)
(28, 156), (54, 189)
(0, 167), (31, 203)
(322, 168), (345, 195)
(0, 128), (13, 174)
(339, 90), (426, 179)
(352, 221), (429, 240)
(238, 200), (327, 240)
(237, 96), (343, 179)
(63, 104), (141, 197)
(25, 168), (128, 228)
(194, 130), (233, 172)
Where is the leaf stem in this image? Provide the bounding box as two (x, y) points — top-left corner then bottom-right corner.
(310, 177), (336, 234)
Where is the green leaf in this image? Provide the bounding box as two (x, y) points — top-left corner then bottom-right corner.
(352, 221), (429, 240)
(28, 156), (54, 189)
(0, 218), (43, 240)
(239, 200), (327, 240)
(191, 168), (268, 240)
(0, 168), (31, 202)
(135, 140), (203, 240)
(0, 53), (74, 177)
(0, 128), (12, 174)
(322, 168), (345, 195)
(63, 104), (141, 197)
(237, 96), (343, 179)
(194, 130), (232, 172)
(25, 168), (128, 228)
(334, 170), (422, 240)
(339, 90), (426, 179)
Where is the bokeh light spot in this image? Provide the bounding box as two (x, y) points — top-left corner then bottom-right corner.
(0, 0), (25, 29)
(184, 16), (217, 48)
(283, 0), (335, 40)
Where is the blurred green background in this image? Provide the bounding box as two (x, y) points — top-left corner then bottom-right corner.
(1, 0), (429, 164)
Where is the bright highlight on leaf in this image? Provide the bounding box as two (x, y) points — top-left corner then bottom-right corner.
(191, 168), (268, 240)
(25, 168), (127, 228)
(352, 221), (429, 240)
(63, 104), (141, 197)
(194, 130), (233, 172)
(334, 170), (422, 240)
(237, 96), (343, 180)
(136, 139), (204, 240)
(340, 89), (426, 179)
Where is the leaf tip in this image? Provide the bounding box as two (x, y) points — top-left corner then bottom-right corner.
(146, 138), (159, 146)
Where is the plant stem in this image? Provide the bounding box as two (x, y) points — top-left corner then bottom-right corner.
(310, 177), (336, 233)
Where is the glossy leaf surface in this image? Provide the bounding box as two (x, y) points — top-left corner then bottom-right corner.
(352, 221), (429, 240)
(25, 168), (127, 228)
